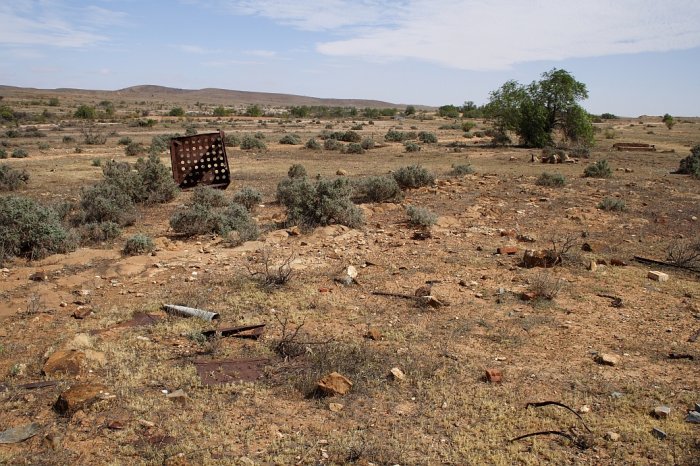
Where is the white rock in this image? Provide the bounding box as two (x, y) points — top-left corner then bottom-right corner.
(648, 271), (669, 282)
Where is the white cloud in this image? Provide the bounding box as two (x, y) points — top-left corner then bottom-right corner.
(179, 44), (212, 54)
(244, 49), (277, 58)
(222, 0), (700, 70)
(0, 3), (127, 48)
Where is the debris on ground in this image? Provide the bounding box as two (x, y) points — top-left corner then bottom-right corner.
(54, 383), (109, 415)
(0, 423), (41, 444)
(163, 304), (220, 321)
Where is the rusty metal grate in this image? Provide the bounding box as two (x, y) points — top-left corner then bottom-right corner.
(169, 131), (231, 189)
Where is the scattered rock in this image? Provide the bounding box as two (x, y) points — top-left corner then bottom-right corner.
(166, 389), (188, 404)
(610, 258), (627, 266)
(107, 420), (126, 430)
(54, 383), (108, 415)
(138, 419), (155, 428)
(523, 249), (558, 268)
(595, 353), (620, 366)
(418, 295), (445, 308)
(497, 246), (519, 255)
(588, 260), (598, 272)
(611, 391), (624, 399)
(29, 271), (48, 282)
(333, 274), (354, 286)
(685, 411), (700, 424)
(328, 402), (344, 413)
(485, 368), (502, 384)
(653, 406), (671, 419)
(579, 405), (590, 414)
(336, 169), (347, 176)
(605, 431), (620, 442)
(0, 423), (41, 444)
(651, 427), (667, 440)
(317, 372), (352, 396)
(364, 328), (382, 341)
(390, 367), (406, 381)
(520, 291), (538, 301)
(345, 265), (358, 279)
(648, 271), (669, 282)
(43, 349), (85, 376)
(414, 284), (432, 297)
(72, 307), (93, 319)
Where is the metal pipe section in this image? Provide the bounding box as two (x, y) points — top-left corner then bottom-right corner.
(163, 304), (220, 321)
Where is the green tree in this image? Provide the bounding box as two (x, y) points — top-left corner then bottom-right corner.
(662, 113), (675, 130)
(405, 105), (416, 116)
(486, 69), (593, 148)
(438, 104), (460, 118)
(74, 105), (96, 119)
(245, 104), (262, 117)
(290, 106), (309, 118)
(168, 107), (185, 117)
(213, 106), (229, 117)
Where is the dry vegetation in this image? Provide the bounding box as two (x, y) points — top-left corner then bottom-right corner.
(0, 89), (699, 465)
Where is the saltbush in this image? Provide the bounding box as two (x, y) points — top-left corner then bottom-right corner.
(418, 131), (438, 143)
(323, 138), (342, 151)
(353, 176), (403, 203)
(0, 165), (30, 191)
(677, 144), (700, 179)
(583, 159), (612, 178)
(191, 186), (227, 208)
(343, 143), (365, 154)
(404, 141), (421, 152)
(240, 135), (267, 150)
(406, 205), (438, 228)
(232, 186), (262, 211)
(305, 138), (321, 150)
(392, 165), (435, 189)
(536, 172), (567, 187)
(279, 134), (301, 145)
(598, 197), (626, 211)
(449, 164), (474, 176)
(12, 148), (28, 159)
(125, 142), (146, 156)
(123, 234), (155, 256)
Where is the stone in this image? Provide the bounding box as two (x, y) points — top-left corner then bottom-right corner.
(72, 307), (93, 319)
(328, 402), (344, 413)
(610, 258), (627, 266)
(648, 271), (669, 282)
(579, 405), (590, 414)
(345, 265), (358, 279)
(588, 260), (598, 272)
(595, 353), (620, 366)
(317, 372), (352, 396)
(336, 169), (347, 176)
(43, 350), (85, 376)
(54, 383), (108, 415)
(364, 328), (382, 341)
(611, 392), (624, 399)
(581, 242), (593, 252)
(497, 246), (519, 255)
(605, 431), (620, 442)
(166, 389), (188, 404)
(419, 295), (445, 308)
(414, 284), (432, 297)
(390, 367), (406, 381)
(523, 249), (558, 268)
(0, 423), (41, 444)
(485, 368), (502, 383)
(651, 427), (667, 440)
(685, 411), (700, 424)
(653, 406), (671, 419)
(29, 271), (48, 282)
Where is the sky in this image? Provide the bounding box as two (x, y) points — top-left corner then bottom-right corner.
(1, 1), (699, 116)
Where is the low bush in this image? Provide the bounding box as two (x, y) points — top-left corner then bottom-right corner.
(124, 142), (146, 156)
(82, 127), (107, 145)
(232, 186), (262, 211)
(677, 144), (700, 179)
(305, 138), (321, 150)
(118, 136), (132, 145)
(170, 202), (259, 240)
(598, 197), (626, 211)
(79, 181), (138, 226)
(12, 148), (28, 158)
(536, 172), (566, 187)
(80, 221), (121, 243)
(353, 176), (403, 203)
(224, 134), (240, 147)
(324, 131), (361, 143)
(0, 196), (77, 262)
(360, 137), (375, 150)
(384, 129), (416, 142)
(123, 234), (155, 256)
(604, 128), (616, 139)
(418, 131), (437, 143)
(583, 159), (612, 178)
(277, 174), (363, 229)
(449, 164), (474, 176)
(570, 145), (591, 158)
(240, 135), (267, 150)
(343, 143), (365, 154)
(288, 164), (307, 179)
(404, 141), (421, 152)
(279, 134), (301, 145)
(191, 186), (227, 208)
(462, 121), (476, 132)
(62, 135), (76, 144)
(324, 138), (343, 151)
(0, 149), (7, 159)
(0, 164), (30, 191)
(392, 164), (435, 189)
(406, 205), (437, 228)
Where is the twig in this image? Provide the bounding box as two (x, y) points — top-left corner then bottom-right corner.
(525, 401), (591, 432)
(511, 430), (574, 443)
(633, 255), (700, 273)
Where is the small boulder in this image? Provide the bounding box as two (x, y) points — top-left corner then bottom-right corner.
(651, 427), (667, 440)
(648, 271), (669, 282)
(317, 372), (352, 396)
(523, 249), (559, 268)
(653, 406), (671, 419)
(389, 367), (406, 381)
(605, 431), (620, 442)
(595, 353), (620, 366)
(485, 368), (502, 384)
(686, 411), (700, 424)
(43, 350), (85, 376)
(166, 389), (188, 404)
(328, 402), (344, 413)
(54, 383), (108, 415)
(364, 328), (382, 341)
(497, 246), (519, 256)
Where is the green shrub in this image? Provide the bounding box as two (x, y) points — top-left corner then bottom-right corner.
(277, 176), (363, 229)
(324, 131), (361, 143)
(83, 221), (121, 242)
(604, 128), (616, 139)
(279, 134), (301, 145)
(62, 135), (76, 144)
(536, 172), (567, 187)
(385, 129), (409, 142)
(354, 176), (403, 203)
(0, 149), (6, 159)
(343, 143), (365, 154)
(418, 131), (437, 143)
(123, 234), (155, 255)
(240, 135), (267, 150)
(0, 165), (30, 191)
(449, 164), (474, 176)
(438, 122), (462, 130)
(360, 137), (375, 150)
(184, 125), (197, 136)
(393, 164), (435, 189)
(0, 196), (77, 262)
(406, 205), (437, 228)
(570, 145), (591, 158)
(79, 182), (137, 226)
(118, 136), (132, 145)
(169, 107), (185, 117)
(323, 138), (342, 151)
(131, 155), (179, 204)
(305, 138), (321, 150)
(125, 142), (146, 156)
(82, 127), (106, 145)
(598, 197), (626, 211)
(37, 142), (50, 150)
(74, 105), (95, 119)
(288, 164), (307, 179)
(677, 144), (700, 179)
(91, 159), (102, 167)
(170, 202), (259, 240)
(462, 121), (476, 132)
(11, 148), (28, 158)
(191, 186), (227, 208)
(253, 132), (266, 140)
(404, 141), (421, 152)
(220, 203), (259, 241)
(232, 186), (262, 211)
(583, 159), (612, 178)
(224, 134), (240, 147)
(149, 134), (176, 154)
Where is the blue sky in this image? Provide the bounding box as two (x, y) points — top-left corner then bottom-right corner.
(1, 1), (699, 116)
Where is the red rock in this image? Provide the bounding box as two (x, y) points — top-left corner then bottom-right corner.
(72, 307), (93, 319)
(522, 249), (559, 268)
(54, 383), (108, 415)
(498, 246), (519, 255)
(520, 291), (538, 301)
(317, 372), (352, 396)
(43, 350), (85, 376)
(485, 368), (502, 383)
(610, 258), (627, 266)
(364, 328), (383, 340)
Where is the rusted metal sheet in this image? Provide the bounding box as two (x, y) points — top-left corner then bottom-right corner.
(169, 131), (231, 189)
(202, 323), (265, 340)
(194, 358), (268, 385)
(613, 142), (656, 151)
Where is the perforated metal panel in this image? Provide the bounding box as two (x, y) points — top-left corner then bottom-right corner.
(169, 131), (231, 189)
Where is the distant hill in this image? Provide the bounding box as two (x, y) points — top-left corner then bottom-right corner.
(0, 84), (421, 109)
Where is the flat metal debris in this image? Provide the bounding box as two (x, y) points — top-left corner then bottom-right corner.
(202, 324), (265, 340)
(194, 358), (269, 385)
(169, 131), (231, 189)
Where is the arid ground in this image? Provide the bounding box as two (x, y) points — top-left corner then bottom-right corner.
(0, 90), (699, 465)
